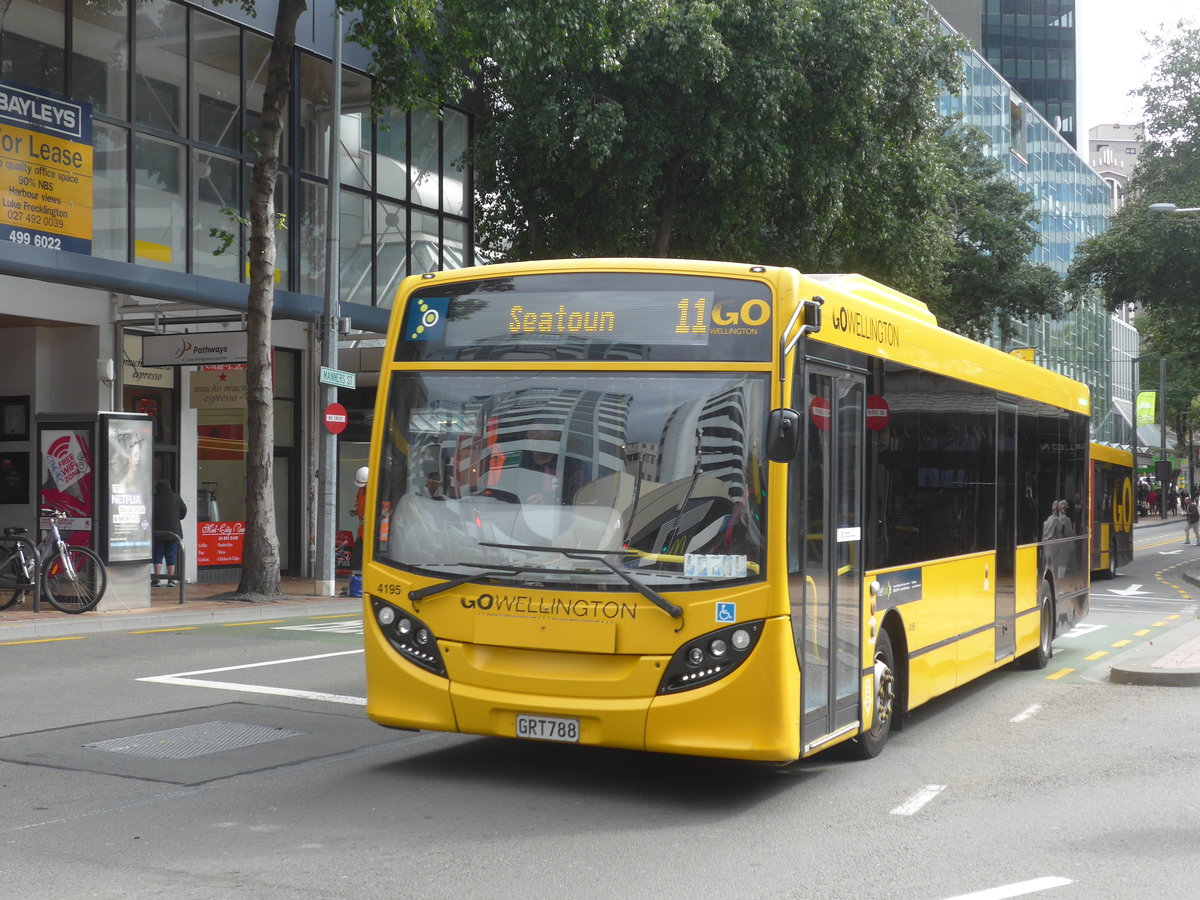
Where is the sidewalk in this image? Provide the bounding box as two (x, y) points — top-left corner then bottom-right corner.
(0, 577), (361, 642)
(1108, 512), (1200, 686)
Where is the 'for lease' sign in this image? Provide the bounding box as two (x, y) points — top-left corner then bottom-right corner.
(0, 80), (93, 255)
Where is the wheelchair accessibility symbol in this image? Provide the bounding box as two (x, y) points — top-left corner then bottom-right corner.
(715, 602), (736, 623)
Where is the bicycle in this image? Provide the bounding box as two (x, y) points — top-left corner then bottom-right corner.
(0, 507), (108, 614)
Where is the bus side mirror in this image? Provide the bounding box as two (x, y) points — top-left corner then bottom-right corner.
(766, 408), (801, 462)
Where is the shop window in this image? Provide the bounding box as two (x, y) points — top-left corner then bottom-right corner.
(134, 1), (186, 135)
(193, 12), (241, 151)
(71, 0), (127, 117)
(0, 0), (66, 93)
(193, 150), (241, 282)
(134, 134), (185, 271)
(299, 53), (333, 177)
(93, 123), (130, 263)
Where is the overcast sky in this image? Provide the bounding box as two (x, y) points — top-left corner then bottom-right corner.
(1075, 1), (1195, 136)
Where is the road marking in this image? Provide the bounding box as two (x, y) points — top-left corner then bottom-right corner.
(221, 619), (286, 627)
(0, 635), (85, 645)
(137, 649), (366, 706)
(1134, 629), (1151, 636)
(1111, 639), (1132, 647)
(274, 621), (363, 634)
(1046, 668), (1073, 680)
(1011, 703), (1042, 723)
(1109, 584), (1149, 596)
(942, 875), (1072, 899)
(1084, 651), (1107, 661)
(131, 627), (198, 634)
(1059, 623), (1105, 638)
(891, 784), (946, 816)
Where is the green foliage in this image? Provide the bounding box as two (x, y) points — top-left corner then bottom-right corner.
(466, 0), (1057, 335)
(1066, 20), (1200, 440)
(934, 123), (1063, 340)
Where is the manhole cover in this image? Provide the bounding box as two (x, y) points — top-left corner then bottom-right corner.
(84, 721), (303, 760)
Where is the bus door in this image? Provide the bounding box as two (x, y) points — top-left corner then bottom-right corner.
(788, 366), (865, 754)
(995, 401), (1017, 660)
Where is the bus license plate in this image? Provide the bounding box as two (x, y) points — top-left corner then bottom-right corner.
(516, 714), (580, 743)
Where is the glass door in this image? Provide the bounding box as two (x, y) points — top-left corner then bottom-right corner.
(788, 366), (865, 752)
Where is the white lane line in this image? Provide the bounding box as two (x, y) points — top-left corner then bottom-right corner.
(943, 876), (1073, 899)
(890, 783), (946, 816)
(1010, 703), (1042, 723)
(137, 649), (366, 706)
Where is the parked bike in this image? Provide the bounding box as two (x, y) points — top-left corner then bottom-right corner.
(0, 508), (108, 614)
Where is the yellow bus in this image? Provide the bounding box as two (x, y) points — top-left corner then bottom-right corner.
(362, 258), (1090, 762)
(1089, 442), (1134, 577)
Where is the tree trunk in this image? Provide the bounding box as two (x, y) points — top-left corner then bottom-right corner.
(237, 0), (307, 597)
(651, 148), (689, 257)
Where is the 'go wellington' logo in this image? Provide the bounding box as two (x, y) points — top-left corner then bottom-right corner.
(405, 297), (449, 341)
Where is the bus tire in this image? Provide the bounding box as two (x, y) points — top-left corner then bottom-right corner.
(1019, 580), (1054, 670)
(854, 628), (896, 759)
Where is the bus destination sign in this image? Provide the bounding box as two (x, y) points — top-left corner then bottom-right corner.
(398, 272), (774, 362)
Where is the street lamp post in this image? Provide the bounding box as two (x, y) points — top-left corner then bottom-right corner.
(1134, 354), (1169, 519)
(1149, 203), (1200, 214)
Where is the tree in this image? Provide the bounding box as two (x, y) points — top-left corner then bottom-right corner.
(217, 0), (469, 598)
(468, 0), (1058, 335)
(1066, 20), (1200, 454)
(932, 123), (1064, 341)
(472, 0), (964, 267)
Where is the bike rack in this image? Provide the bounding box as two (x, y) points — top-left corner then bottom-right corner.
(153, 530), (187, 604)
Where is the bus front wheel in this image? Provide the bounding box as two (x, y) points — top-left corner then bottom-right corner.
(1019, 580), (1054, 669)
(854, 629), (896, 759)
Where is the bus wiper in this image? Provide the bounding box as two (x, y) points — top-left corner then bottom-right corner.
(408, 560), (612, 603)
(409, 563), (524, 602)
(659, 428), (704, 556)
(479, 541), (683, 619)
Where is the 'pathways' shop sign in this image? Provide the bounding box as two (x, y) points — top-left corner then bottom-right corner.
(142, 330), (249, 366)
(0, 80), (93, 254)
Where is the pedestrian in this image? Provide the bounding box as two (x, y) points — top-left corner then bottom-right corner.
(347, 466), (368, 597)
(1185, 496), (1200, 545)
(152, 478), (188, 588)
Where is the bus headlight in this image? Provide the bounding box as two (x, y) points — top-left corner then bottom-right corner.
(370, 599), (446, 677)
(658, 621), (763, 694)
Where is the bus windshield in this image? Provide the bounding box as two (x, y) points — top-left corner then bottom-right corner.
(375, 371), (768, 590)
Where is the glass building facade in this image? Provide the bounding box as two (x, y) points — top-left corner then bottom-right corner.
(0, 0), (474, 585)
(938, 17), (1133, 448)
(982, 0), (1078, 150)
(0, 0), (472, 310)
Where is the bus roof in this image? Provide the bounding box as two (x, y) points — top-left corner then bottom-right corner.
(391, 258), (1090, 417)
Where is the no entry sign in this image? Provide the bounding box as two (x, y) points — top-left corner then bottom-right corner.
(866, 395), (890, 431)
(324, 402), (348, 434)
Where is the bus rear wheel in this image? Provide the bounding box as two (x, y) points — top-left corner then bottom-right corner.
(1019, 580), (1054, 669)
(854, 629), (896, 759)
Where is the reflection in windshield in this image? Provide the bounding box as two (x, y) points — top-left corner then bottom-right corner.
(375, 372), (767, 589)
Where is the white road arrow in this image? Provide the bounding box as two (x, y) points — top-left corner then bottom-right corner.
(1109, 584), (1150, 596)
